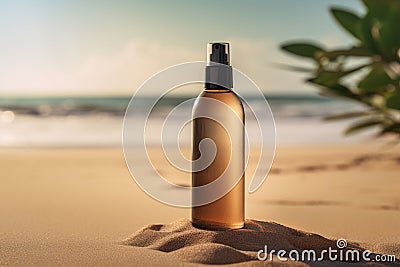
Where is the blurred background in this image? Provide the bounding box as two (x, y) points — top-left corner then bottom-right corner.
(1, 3), (400, 263)
(0, 0), (372, 147)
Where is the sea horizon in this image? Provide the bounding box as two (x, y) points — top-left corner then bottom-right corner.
(0, 93), (373, 148)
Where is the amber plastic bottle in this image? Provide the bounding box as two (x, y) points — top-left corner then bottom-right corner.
(192, 43), (245, 230)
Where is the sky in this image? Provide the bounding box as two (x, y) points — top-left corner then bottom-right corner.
(0, 0), (365, 96)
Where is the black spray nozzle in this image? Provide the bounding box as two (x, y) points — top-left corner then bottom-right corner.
(208, 42), (230, 65)
(205, 42), (233, 89)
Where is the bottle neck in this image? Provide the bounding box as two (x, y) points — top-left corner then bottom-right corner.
(204, 64), (233, 90)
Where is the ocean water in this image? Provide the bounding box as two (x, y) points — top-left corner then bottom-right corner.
(0, 95), (372, 147)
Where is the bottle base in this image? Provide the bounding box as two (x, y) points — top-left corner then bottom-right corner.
(191, 219), (244, 231)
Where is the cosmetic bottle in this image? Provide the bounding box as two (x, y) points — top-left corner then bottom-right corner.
(192, 42), (245, 230)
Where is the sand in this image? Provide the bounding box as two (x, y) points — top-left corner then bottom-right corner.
(0, 144), (399, 266)
(123, 218), (374, 265)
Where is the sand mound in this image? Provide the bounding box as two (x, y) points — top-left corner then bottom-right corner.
(122, 219), (399, 265)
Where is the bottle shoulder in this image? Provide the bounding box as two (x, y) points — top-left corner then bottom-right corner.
(197, 89), (243, 108)
(193, 89), (244, 118)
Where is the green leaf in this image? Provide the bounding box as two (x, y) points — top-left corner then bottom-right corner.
(280, 43), (324, 58)
(360, 14), (379, 54)
(381, 123), (400, 134)
(330, 8), (363, 41)
(308, 72), (343, 87)
(308, 64), (367, 87)
(316, 84), (358, 100)
(375, 7), (400, 61)
(358, 64), (396, 93)
(386, 91), (400, 110)
(323, 46), (373, 59)
(361, 0), (400, 60)
(324, 111), (373, 121)
(344, 118), (382, 135)
(362, 0), (395, 18)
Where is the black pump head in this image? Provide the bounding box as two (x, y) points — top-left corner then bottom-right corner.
(205, 42), (233, 89)
(208, 42), (230, 65)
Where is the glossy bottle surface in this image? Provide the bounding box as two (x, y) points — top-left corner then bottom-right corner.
(192, 89), (245, 230)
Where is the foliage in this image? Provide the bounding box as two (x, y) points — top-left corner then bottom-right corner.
(280, 0), (400, 138)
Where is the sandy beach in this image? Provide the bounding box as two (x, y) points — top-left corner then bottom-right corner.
(0, 144), (399, 266)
